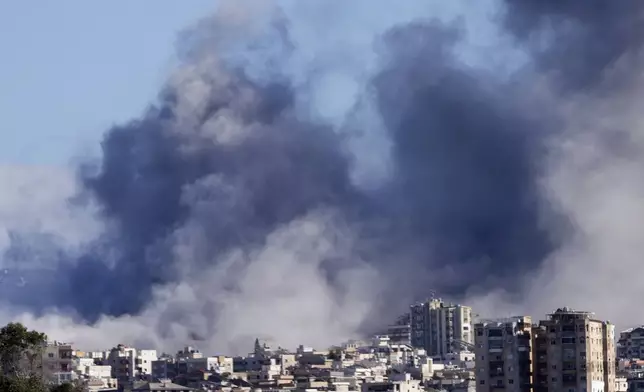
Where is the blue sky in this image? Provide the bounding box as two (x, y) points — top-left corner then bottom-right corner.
(0, 1), (215, 165)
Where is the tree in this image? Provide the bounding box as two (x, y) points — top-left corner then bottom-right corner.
(50, 382), (84, 392)
(0, 322), (49, 392)
(0, 373), (47, 392)
(0, 323), (86, 392)
(0, 322), (47, 377)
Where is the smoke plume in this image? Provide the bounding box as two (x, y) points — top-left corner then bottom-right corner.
(2, 0), (644, 353)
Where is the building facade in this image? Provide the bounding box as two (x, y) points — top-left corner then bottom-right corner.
(42, 341), (74, 383)
(532, 307), (615, 392)
(617, 327), (644, 359)
(410, 298), (473, 358)
(387, 313), (412, 346)
(474, 316), (533, 392)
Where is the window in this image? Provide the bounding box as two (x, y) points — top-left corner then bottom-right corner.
(551, 339), (557, 345)
(479, 380), (485, 385)
(509, 379), (514, 384)
(552, 377), (557, 382)
(488, 329), (503, 337)
(562, 337), (576, 344)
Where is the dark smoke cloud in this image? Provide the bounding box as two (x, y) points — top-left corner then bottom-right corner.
(373, 22), (559, 294)
(4, 0), (644, 351)
(503, 1), (644, 91)
(48, 14), (560, 326)
(56, 75), (362, 321)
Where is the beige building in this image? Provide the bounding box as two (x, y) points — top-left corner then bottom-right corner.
(532, 307), (615, 392)
(474, 316), (533, 392)
(410, 298), (473, 358)
(42, 341), (73, 373)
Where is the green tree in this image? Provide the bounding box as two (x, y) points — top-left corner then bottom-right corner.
(0, 373), (47, 392)
(50, 382), (84, 392)
(0, 322), (48, 392)
(0, 322), (47, 377)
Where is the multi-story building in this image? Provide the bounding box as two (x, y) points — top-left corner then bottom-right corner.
(474, 316), (532, 392)
(151, 357), (177, 381)
(410, 298), (473, 358)
(102, 344), (157, 384)
(387, 313), (412, 346)
(136, 349), (158, 378)
(42, 341), (74, 383)
(532, 307), (615, 392)
(617, 327), (644, 359)
(105, 344), (136, 385)
(361, 373), (421, 392)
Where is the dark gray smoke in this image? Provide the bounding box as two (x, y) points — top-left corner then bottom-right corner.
(373, 22), (558, 294)
(3, 0), (644, 351)
(503, 1), (644, 92)
(59, 77), (362, 320)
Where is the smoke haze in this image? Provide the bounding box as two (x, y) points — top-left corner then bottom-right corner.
(2, 0), (644, 353)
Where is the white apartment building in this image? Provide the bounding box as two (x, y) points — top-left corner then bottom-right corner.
(247, 358), (282, 382)
(615, 376), (628, 392)
(136, 349), (158, 377)
(77, 364), (117, 391)
(106, 344), (135, 382)
(361, 373), (421, 392)
(410, 298), (474, 358)
(86, 351), (106, 360)
(85, 364), (112, 379)
(104, 344), (157, 382)
(75, 357), (95, 371)
(474, 316), (533, 392)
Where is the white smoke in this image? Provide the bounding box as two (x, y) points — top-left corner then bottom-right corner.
(0, 165), (101, 266)
(467, 52), (644, 330)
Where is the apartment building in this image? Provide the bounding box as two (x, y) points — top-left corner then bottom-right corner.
(361, 373), (421, 392)
(474, 316), (533, 392)
(617, 327), (644, 359)
(410, 298), (473, 358)
(532, 307), (615, 392)
(151, 357), (178, 381)
(106, 344), (136, 384)
(386, 313), (412, 346)
(43, 342), (74, 377)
